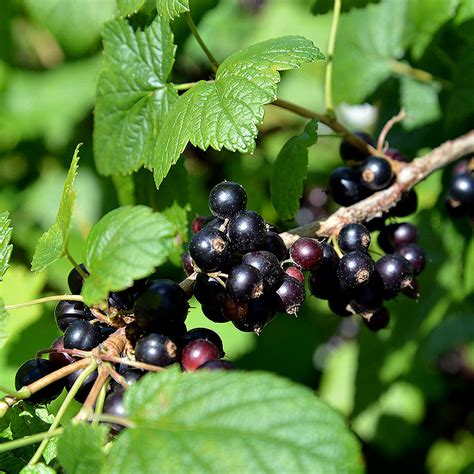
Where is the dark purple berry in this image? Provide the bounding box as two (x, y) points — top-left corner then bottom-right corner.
(65, 368), (98, 403)
(15, 359), (64, 404)
(135, 333), (178, 367)
(194, 273), (226, 307)
(337, 223), (371, 253)
(103, 391), (126, 432)
(63, 320), (102, 351)
(329, 167), (371, 206)
(385, 148), (407, 162)
(201, 305), (228, 323)
(402, 278), (420, 300)
(182, 252), (194, 276)
(377, 222), (419, 253)
(49, 336), (75, 368)
(348, 275), (384, 314)
(192, 216), (211, 234)
(285, 266), (305, 283)
(261, 231), (288, 261)
(375, 254), (413, 295)
(227, 211), (267, 254)
(363, 216), (386, 232)
(232, 295), (275, 334)
(222, 296), (248, 322)
(226, 264), (263, 303)
(339, 131), (373, 163)
(360, 156), (393, 191)
(449, 172), (474, 212)
(328, 292), (354, 317)
(290, 237), (323, 271)
(112, 369), (142, 391)
(209, 181), (247, 219)
(67, 264), (89, 294)
(274, 275), (305, 315)
(54, 300), (94, 332)
(181, 328), (224, 357)
(337, 251), (374, 289)
(242, 250), (282, 289)
(389, 190), (418, 217)
(182, 339), (220, 371)
(198, 359), (236, 371)
(395, 243), (426, 275)
(189, 228), (230, 272)
(309, 242), (340, 300)
(364, 307), (390, 331)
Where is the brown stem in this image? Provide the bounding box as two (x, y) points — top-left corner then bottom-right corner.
(97, 354), (164, 372)
(280, 130), (474, 244)
(76, 367), (109, 421)
(377, 108), (407, 152)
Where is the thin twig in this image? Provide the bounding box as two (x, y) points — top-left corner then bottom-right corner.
(5, 294), (84, 310)
(185, 12), (219, 72)
(0, 428), (64, 454)
(325, 0), (341, 116)
(377, 108), (406, 152)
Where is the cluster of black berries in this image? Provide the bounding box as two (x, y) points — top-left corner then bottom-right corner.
(14, 267), (234, 419)
(183, 181), (306, 334)
(445, 159), (474, 220)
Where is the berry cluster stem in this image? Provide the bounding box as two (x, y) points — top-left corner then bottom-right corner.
(324, 0), (341, 117)
(5, 294), (84, 311)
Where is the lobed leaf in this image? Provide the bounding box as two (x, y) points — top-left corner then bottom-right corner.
(117, 0), (146, 17)
(31, 145), (81, 273)
(104, 370), (363, 473)
(271, 120), (318, 220)
(156, 0), (190, 19)
(153, 35), (324, 188)
(0, 211), (13, 281)
(81, 206), (175, 304)
(20, 464), (56, 474)
(94, 16), (178, 176)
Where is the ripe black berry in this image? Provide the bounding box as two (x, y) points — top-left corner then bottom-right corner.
(375, 254), (413, 295)
(364, 307), (390, 331)
(112, 369), (142, 391)
(181, 327), (224, 357)
(449, 172), (474, 212)
(198, 359), (236, 371)
(337, 223), (371, 253)
(385, 148), (407, 162)
(192, 216), (211, 233)
(103, 390), (126, 432)
(135, 333), (178, 367)
(67, 264), (89, 294)
(227, 211), (267, 254)
(209, 181), (247, 219)
(290, 237), (323, 270)
(339, 131), (373, 163)
(63, 320), (102, 351)
(222, 296), (248, 322)
(377, 222), (419, 253)
(182, 252), (194, 276)
(226, 264), (263, 303)
(232, 295), (275, 334)
(309, 242), (339, 300)
(201, 305), (228, 323)
(242, 250), (282, 289)
(328, 292), (353, 317)
(65, 368), (98, 403)
(274, 275), (305, 315)
(360, 156), (393, 191)
(189, 228), (230, 272)
(395, 243), (426, 275)
(15, 359), (64, 404)
(182, 339), (221, 371)
(133, 279), (189, 333)
(54, 300), (93, 332)
(349, 275), (384, 314)
(402, 278), (420, 300)
(261, 231), (288, 261)
(337, 251), (374, 289)
(329, 167), (370, 206)
(49, 336), (75, 368)
(194, 273), (226, 307)
(389, 190), (418, 217)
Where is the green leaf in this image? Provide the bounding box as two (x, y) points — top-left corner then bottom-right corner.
(117, 0), (146, 17)
(333, 0), (406, 103)
(31, 145), (81, 273)
(105, 370), (362, 473)
(0, 299), (8, 351)
(20, 464), (56, 474)
(94, 16), (178, 176)
(153, 36), (324, 188)
(81, 206), (175, 304)
(112, 175), (136, 206)
(311, 0), (380, 15)
(0, 211), (13, 281)
(57, 423), (107, 474)
(156, 0), (189, 19)
(271, 120), (318, 220)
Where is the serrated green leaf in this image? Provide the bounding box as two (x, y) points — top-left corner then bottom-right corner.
(271, 120), (318, 220)
(153, 35), (324, 188)
(105, 370), (362, 473)
(20, 464), (56, 474)
(94, 16), (178, 176)
(31, 145), (81, 273)
(333, 0), (406, 103)
(0, 299), (8, 351)
(311, 0), (380, 15)
(156, 0), (189, 19)
(117, 0), (146, 16)
(57, 423), (107, 474)
(81, 206), (175, 304)
(0, 211), (13, 281)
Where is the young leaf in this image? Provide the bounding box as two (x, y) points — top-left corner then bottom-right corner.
(0, 211), (13, 281)
(81, 206), (175, 304)
(117, 0), (146, 17)
(94, 16), (178, 176)
(0, 299), (8, 350)
(20, 464), (56, 474)
(152, 36), (324, 188)
(104, 370), (362, 473)
(56, 423), (107, 474)
(271, 120), (318, 220)
(311, 0), (380, 15)
(31, 145), (81, 273)
(156, 0), (190, 19)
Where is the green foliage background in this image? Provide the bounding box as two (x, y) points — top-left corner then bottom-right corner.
(0, 0), (473, 472)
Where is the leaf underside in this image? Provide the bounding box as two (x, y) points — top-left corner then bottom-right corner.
(156, 0), (190, 19)
(0, 211), (13, 281)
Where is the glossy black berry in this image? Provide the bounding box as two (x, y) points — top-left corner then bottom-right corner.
(377, 222), (419, 253)
(375, 254), (413, 295)
(15, 359), (64, 404)
(328, 291), (353, 317)
(274, 275), (305, 315)
(329, 167), (371, 206)
(339, 131), (374, 163)
(242, 250), (282, 289)
(63, 320), (102, 351)
(67, 264), (89, 294)
(182, 252), (194, 276)
(309, 242), (339, 300)
(261, 231), (288, 261)
(189, 228), (230, 272)
(103, 390), (126, 432)
(111, 369), (143, 391)
(363, 216), (386, 232)
(182, 339), (221, 371)
(222, 296), (249, 322)
(227, 211), (267, 254)
(349, 275), (384, 314)
(49, 336), (75, 368)
(135, 333), (178, 367)
(201, 305), (229, 323)
(209, 181), (247, 219)
(395, 243), (426, 275)
(337, 251), (374, 289)
(402, 278), (420, 300)
(360, 156), (393, 191)
(194, 273), (226, 307)
(65, 368), (98, 403)
(203, 217), (225, 231)
(364, 307), (390, 331)
(226, 264), (263, 303)
(54, 300), (93, 332)
(290, 237), (323, 271)
(389, 190), (418, 217)
(337, 223), (371, 253)
(181, 327), (224, 357)
(232, 295), (275, 334)
(449, 172), (474, 211)
(133, 279), (189, 333)
(198, 359), (236, 371)
(285, 266), (305, 283)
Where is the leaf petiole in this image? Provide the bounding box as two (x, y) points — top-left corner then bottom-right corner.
(5, 294), (84, 311)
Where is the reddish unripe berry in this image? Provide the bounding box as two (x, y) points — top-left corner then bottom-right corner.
(290, 237), (323, 270)
(182, 339), (220, 371)
(285, 266), (305, 283)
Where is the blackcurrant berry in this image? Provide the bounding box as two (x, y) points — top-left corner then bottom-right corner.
(363, 216), (386, 232)
(15, 359), (64, 404)
(209, 181), (247, 219)
(198, 359), (236, 371)
(226, 264), (263, 303)
(103, 390), (126, 432)
(309, 242), (339, 300)
(63, 320), (102, 351)
(289, 237), (323, 271)
(203, 217), (226, 231)
(189, 228), (230, 272)
(284, 266), (305, 283)
(329, 167), (371, 206)
(201, 305), (229, 323)
(261, 231), (288, 261)
(389, 190), (418, 217)
(227, 211), (267, 254)
(111, 369), (142, 391)
(67, 264), (89, 294)
(65, 368), (98, 403)
(377, 222), (419, 253)
(182, 339), (221, 371)
(242, 250), (282, 289)
(328, 292), (354, 317)
(192, 216), (212, 234)
(54, 300), (93, 332)
(385, 148), (407, 162)
(364, 307), (390, 331)
(135, 333), (178, 367)
(337, 251), (374, 289)
(360, 156), (393, 191)
(182, 252), (194, 276)
(395, 243), (426, 275)
(181, 327), (224, 357)
(375, 254), (413, 295)
(449, 172), (474, 211)
(337, 223), (371, 253)
(274, 275), (305, 315)
(348, 274), (384, 314)
(49, 336), (75, 368)
(339, 131), (374, 163)
(134, 279), (189, 333)
(222, 296), (248, 322)
(232, 295), (275, 334)
(194, 273), (226, 307)
(108, 289), (135, 311)
(401, 278), (420, 300)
